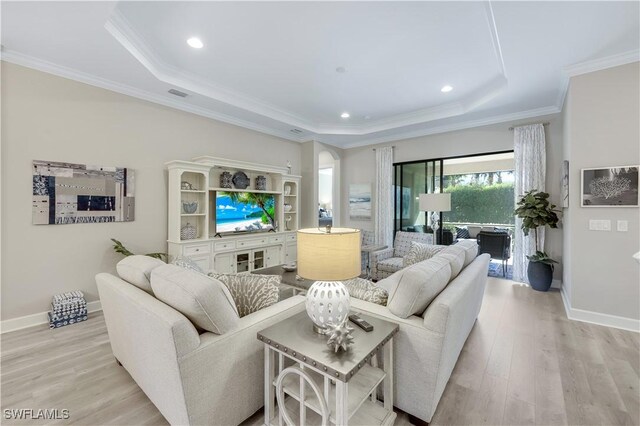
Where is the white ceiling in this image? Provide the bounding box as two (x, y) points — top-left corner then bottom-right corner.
(2, 1), (639, 148)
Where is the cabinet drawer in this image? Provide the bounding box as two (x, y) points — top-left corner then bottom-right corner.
(237, 237), (268, 248)
(285, 233), (297, 242)
(269, 235), (285, 244)
(184, 243), (210, 256)
(214, 241), (236, 251)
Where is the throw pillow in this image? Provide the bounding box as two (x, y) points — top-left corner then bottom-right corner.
(116, 255), (166, 294)
(209, 273), (280, 318)
(403, 241), (445, 267)
(387, 256), (452, 318)
(150, 265), (239, 334)
(343, 278), (388, 306)
(434, 244), (467, 279)
(172, 256), (204, 274)
(455, 226), (471, 239)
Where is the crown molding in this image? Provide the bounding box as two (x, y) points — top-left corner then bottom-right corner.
(0, 50), (305, 143)
(564, 49), (640, 77)
(338, 105), (561, 149)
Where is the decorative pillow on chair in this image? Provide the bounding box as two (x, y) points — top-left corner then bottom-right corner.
(209, 273), (280, 318)
(403, 241), (445, 267)
(455, 226), (471, 239)
(343, 277), (388, 306)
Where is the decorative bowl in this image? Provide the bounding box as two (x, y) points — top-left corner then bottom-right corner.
(284, 204), (293, 212)
(182, 201), (198, 214)
(282, 263), (297, 272)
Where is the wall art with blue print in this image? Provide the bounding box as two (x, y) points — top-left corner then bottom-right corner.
(32, 160), (135, 225)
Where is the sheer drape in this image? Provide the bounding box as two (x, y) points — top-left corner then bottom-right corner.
(374, 146), (394, 248)
(513, 124), (546, 283)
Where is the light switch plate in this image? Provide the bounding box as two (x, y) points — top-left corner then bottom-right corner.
(617, 220), (628, 232)
(589, 219), (611, 231)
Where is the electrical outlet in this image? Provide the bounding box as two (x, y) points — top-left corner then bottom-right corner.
(617, 220), (628, 232)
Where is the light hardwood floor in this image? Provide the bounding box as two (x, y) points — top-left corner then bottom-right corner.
(2, 278), (639, 425)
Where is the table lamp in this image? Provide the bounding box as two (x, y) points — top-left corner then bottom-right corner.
(419, 193), (451, 242)
(297, 228), (361, 333)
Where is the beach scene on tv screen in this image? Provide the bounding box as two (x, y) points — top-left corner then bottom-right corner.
(216, 192), (275, 233)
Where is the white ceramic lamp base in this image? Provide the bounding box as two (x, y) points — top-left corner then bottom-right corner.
(305, 281), (350, 334)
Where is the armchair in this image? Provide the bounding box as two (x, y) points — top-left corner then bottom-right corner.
(477, 231), (511, 277)
(370, 231), (434, 281)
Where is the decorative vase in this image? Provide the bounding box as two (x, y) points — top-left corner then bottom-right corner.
(181, 181), (193, 190)
(284, 203), (292, 212)
(256, 175), (267, 191)
(180, 223), (197, 240)
(305, 281), (350, 333)
(527, 261), (553, 291)
(220, 171), (232, 188)
(284, 185), (291, 196)
(182, 201), (198, 214)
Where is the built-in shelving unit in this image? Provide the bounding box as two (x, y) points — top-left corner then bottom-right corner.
(166, 157), (301, 273)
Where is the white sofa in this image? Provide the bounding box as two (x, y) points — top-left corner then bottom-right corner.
(354, 241), (490, 424)
(96, 269), (306, 426)
(97, 239), (487, 426)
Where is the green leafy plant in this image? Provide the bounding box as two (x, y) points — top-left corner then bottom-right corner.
(111, 238), (166, 261)
(514, 190), (560, 263)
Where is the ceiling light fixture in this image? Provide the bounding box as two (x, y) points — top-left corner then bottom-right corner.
(187, 37), (204, 49)
(341, 112), (350, 119)
(441, 85), (453, 93)
(336, 66), (346, 73)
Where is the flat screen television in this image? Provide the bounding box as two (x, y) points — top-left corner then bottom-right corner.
(214, 192), (275, 234)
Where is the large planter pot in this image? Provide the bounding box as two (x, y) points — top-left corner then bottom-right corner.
(527, 261), (553, 291)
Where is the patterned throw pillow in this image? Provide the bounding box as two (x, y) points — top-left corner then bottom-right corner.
(455, 226), (471, 239)
(172, 256), (204, 274)
(343, 278), (388, 306)
(209, 273), (280, 318)
(403, 241), (445, 267)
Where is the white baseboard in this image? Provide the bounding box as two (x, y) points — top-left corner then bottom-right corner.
(0, 301), (102, 334)
(560, 286), (640, 333)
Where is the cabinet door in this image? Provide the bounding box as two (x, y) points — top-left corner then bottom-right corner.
(214, 253), (234, 274)
(284, 243), (297, 263)
(252, 249), (266, 271)
(236, 252), (251, 273)
(265, 246), (282, 268)
(189, 255), (211, 274)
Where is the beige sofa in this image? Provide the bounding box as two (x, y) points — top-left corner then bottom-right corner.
(97, 239), (487, 426)
(354, 240), (489, 423)
(96, 268), (306, 426)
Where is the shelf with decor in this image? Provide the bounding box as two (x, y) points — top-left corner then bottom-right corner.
(209, 187), (282, 195)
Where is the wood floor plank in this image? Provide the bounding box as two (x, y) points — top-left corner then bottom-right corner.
(503, 396), (535, 425)
(463, 373), (508, 426)
(507, 333), (536, 405)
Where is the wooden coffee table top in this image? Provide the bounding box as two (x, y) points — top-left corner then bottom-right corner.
(254, 265), (314, 291)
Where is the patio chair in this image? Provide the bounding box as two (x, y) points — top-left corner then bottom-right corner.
(476, 231), (511, 277)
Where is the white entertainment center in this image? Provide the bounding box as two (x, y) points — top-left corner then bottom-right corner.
(166, 156), (300, 274)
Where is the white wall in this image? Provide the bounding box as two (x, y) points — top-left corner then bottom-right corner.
(562, 62), (640, 324)
(1, 62), (302, 321)
(341, 114), (564, 279)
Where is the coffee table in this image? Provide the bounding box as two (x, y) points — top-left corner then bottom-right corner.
(254, 265), (314, 295)
(258, 310), (398, 425)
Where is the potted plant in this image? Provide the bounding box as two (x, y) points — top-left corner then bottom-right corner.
(514, 190), (560, 291)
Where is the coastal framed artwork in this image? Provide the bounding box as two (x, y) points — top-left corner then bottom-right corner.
(581, 165), (638, 207)
(349, 183), (372, 220)
(32, 160), (135, 225)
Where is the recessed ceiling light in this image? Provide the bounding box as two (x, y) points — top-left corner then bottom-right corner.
(441, 85), (453, 93)
(336, 66), (346, 73)
(341, 112), (350, 119)
(187, 37), (204, 49)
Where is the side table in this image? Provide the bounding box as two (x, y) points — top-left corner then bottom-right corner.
(361, 244), (388, 279)
(258, 310), (398, 425)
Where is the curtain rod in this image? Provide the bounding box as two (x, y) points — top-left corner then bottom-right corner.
(509, 122), (550, 131)
(372, 146), (396, 151)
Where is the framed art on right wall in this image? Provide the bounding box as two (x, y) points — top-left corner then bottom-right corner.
(581, 165), (639, 207)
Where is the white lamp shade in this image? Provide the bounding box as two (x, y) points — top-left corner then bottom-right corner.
(297, 228), (361, 281)
(419, 193), (451, 212)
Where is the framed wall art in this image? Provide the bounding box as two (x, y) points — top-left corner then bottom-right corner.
(33, 160), (135, 225)
(581, 165), (638, 207)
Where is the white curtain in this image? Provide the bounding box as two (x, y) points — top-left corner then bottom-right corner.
(374, 146), (394, 248)
(513, 124), (546, 283)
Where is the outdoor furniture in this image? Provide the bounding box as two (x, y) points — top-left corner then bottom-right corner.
(476, 231), (511, 277)
(370, 231), (434, 281)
